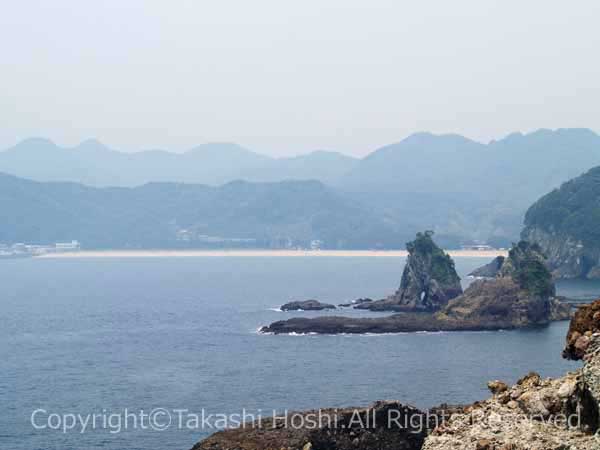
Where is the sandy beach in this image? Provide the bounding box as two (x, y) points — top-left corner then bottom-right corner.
(37, 249), (508, 259)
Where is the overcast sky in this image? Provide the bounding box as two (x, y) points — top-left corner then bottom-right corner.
(1, 0), (599, 156)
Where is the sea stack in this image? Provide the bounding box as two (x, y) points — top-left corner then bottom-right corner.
(359, 231), (462, 312)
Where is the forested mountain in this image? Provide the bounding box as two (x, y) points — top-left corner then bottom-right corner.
(522, 166), (600, 279)
(0, 173), (406, 249)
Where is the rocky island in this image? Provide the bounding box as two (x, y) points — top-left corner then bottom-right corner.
(261, 240), (571, 334)
(192, 300), (600, 449)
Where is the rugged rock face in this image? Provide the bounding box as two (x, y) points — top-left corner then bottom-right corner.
(358, 231), (462, 312)
(423, 371), (596, 449)
(424, 300), (600, 450)
(498, 241), (555, 296)
(280, 300), (336, 311)
(522, 166), (600, 280)
(522, 226), (595, 279)
(262, 241), (570, 334)
(439, 277), (553, 328)
(190, 401), (428, 450)
(564, 300), (600, 360)
(468, 256), (505, 278)
(440, 241), (570, 327)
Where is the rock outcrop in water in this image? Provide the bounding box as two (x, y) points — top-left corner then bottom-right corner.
(357, 231), (462, 312)
(468, 256), (505, 278)
(261, 241), (570, 334)
(522, 166), (600, 280)
(280, 300), (336, 311)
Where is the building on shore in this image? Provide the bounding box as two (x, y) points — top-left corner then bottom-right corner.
(460, 244), (495, 251)
(0, 240), (81, 258)
(55, 240), (81, 252)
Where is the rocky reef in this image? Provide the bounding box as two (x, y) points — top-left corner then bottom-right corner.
(193, 301), (600, 449)
(280, 300), (336, 311)
(522, 165), (600, 280)
(356, 231), (462, 312)
(262, 241), (570, 335)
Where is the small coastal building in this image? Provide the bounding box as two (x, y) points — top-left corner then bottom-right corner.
(461, 244), (495, 251)
(55, 240), (81, 252)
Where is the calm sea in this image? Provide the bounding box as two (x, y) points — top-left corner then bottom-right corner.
(1, 256), (596, 450)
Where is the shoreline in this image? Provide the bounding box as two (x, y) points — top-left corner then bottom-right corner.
(36, 249), (508, 259)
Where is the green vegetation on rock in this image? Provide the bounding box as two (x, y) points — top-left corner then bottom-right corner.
(408, 231), (460, 285)
(502, 241), (555, 298)
(524, 166), (600, 248)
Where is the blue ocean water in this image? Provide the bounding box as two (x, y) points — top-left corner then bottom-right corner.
(0, 256), (593, 450)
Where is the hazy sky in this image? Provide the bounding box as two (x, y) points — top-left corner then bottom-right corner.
(2, 0), (599, 156)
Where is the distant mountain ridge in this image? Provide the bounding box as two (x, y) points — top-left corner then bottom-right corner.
(2, 129), (598, 193)
(0, 139), (356, 187)
(2, 128), (599, 247)
(340, 128), (600, 246)
(342, 128), (600, 198)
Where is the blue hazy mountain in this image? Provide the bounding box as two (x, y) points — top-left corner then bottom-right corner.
(0, 173), (405, 249)
(340, 129), (600, 199)
(1, 129), (599, 246)
(3, 130), (598, 197)
(338, 129), (600, 245)
(340, 132), (486, 194)
(0, 139), (356, 187)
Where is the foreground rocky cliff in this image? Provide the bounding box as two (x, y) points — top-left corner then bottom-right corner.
(262, 241), (570, 334)
(192, 301), (600, 450)
(523, 165), (600, 279)
(192, 402), (428, 450)
(425, 300), (600, 450)
(357, 231), (462, 312)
